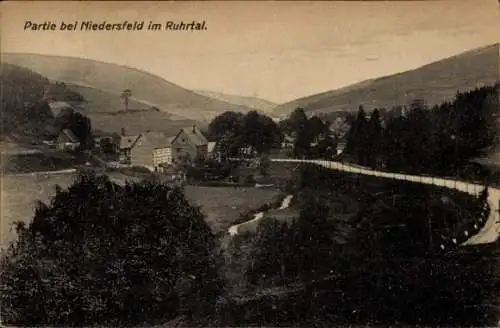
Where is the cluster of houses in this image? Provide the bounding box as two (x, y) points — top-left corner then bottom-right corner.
(117, 125), (219, 172)
(46, 101), (348, 171)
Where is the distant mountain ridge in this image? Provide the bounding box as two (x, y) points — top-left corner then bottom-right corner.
(2, 53), (255, 121)
(194, 90), (276, 112)
(273, 43), (499, 115)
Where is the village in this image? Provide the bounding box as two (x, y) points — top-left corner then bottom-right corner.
(39, 98), (350, 186)
(2, 2), (499, 325)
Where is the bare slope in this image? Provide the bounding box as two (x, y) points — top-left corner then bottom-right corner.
(55, 83), (198, 136)
(64, 83), (155, 114)
(274, 44), (499, 115)
(194, 90), (277, 112)
(2, 53), (253, 121)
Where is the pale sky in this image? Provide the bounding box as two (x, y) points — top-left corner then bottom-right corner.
(2, 1), (499, 103)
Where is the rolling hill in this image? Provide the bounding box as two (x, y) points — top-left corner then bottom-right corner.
(63, 83), (156, 114)
(273, 43), (499, 115)
(60, 84), (199, 136)
(194, 90), (277, 112)
(2, 53), (254, 121)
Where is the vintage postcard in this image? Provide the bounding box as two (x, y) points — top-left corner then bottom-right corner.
(1, 1), (499, 327)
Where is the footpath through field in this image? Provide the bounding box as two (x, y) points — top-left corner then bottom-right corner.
(269, 158), (500, 246)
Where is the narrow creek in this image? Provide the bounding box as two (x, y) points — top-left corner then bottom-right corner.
(228, 194), (294, 236)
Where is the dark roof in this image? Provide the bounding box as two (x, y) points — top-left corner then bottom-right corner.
(142, 131), (172, 149)
(173, 126), (208, 146)
(119, 135), (141, 150)
(48, 101), (75, 117)
(59, 129), (79, 143)
(120, 132), (174, 150)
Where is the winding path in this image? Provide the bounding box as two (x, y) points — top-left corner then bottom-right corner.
(269, 158), (500, 246)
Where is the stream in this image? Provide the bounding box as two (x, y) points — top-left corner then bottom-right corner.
(228, 194), (294, 236)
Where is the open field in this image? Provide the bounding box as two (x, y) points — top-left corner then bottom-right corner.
(1, 172), (281, 248)
(1, 172), (78, 248)
(0, 141), (42, 155)
(184, 185), (282, 233)
(2, 152), (84, 174)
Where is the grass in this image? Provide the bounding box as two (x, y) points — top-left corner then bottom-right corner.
(1, 173), (281, 249)
(184, 185), (281, 234)
(87, 111), (197, 136)
(1, 172), (78, 249)
(1, 152), (84, 174)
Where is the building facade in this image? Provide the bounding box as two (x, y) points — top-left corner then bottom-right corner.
(129, 132), (172, 171)
(170, 126), (208, 163)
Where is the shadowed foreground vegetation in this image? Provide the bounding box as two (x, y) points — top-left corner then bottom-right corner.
(1, 165), (498, 327)
(219, 164), (498, 327)
(0, 172), (223, 326)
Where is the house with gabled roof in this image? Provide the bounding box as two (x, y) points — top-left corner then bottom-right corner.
(170, 125), (208, 163)
(119, 134), (141, 164)
(118, 131), (174, 171)
(57, 128), (80, 151)
(117, 125), (209, 170)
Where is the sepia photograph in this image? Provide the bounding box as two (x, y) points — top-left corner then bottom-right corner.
(1, 1), (499, 327)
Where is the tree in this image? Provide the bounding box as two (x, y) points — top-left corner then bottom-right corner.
(366, 109), (383, 167)
(288, 107), (308, 135)
(293, 115), (328, 158)
(67, 112), (93, 150)
(208, 111), (244, 141)
(121, 89), (132, 111)
(0, 172), (223, 326)
(239, 111), (282, 154)
(345, 106), (370, 165)
(246, 217), (292, 285)
(259, 153), (271, 177)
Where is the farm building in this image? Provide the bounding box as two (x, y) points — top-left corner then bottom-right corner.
(119, 132), (173, 171)
(57, 129), (80, 151)
(281, 134), (295, 149)
(207, 141), (227, 162)
(170, 126), (208, 163)
(119, 134), (141, 164)
(118, 126), (210, 170)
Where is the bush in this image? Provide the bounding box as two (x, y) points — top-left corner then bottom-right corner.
(0, 172), (223, 326)
(245, 196), (340, 287)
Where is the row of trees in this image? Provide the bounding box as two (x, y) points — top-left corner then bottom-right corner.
(208, 107), (338, 159)
(344, 84), (499, 175)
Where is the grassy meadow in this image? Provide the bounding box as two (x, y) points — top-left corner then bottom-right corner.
(184, 185), (281, 233)
(1, 172), (281, 248)
(2, 172), (78, 249)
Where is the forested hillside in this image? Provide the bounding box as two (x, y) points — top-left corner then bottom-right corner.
(1, 63), (87, 138)
(344, 83), (499, 178)
(2, 64), (50, 134)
